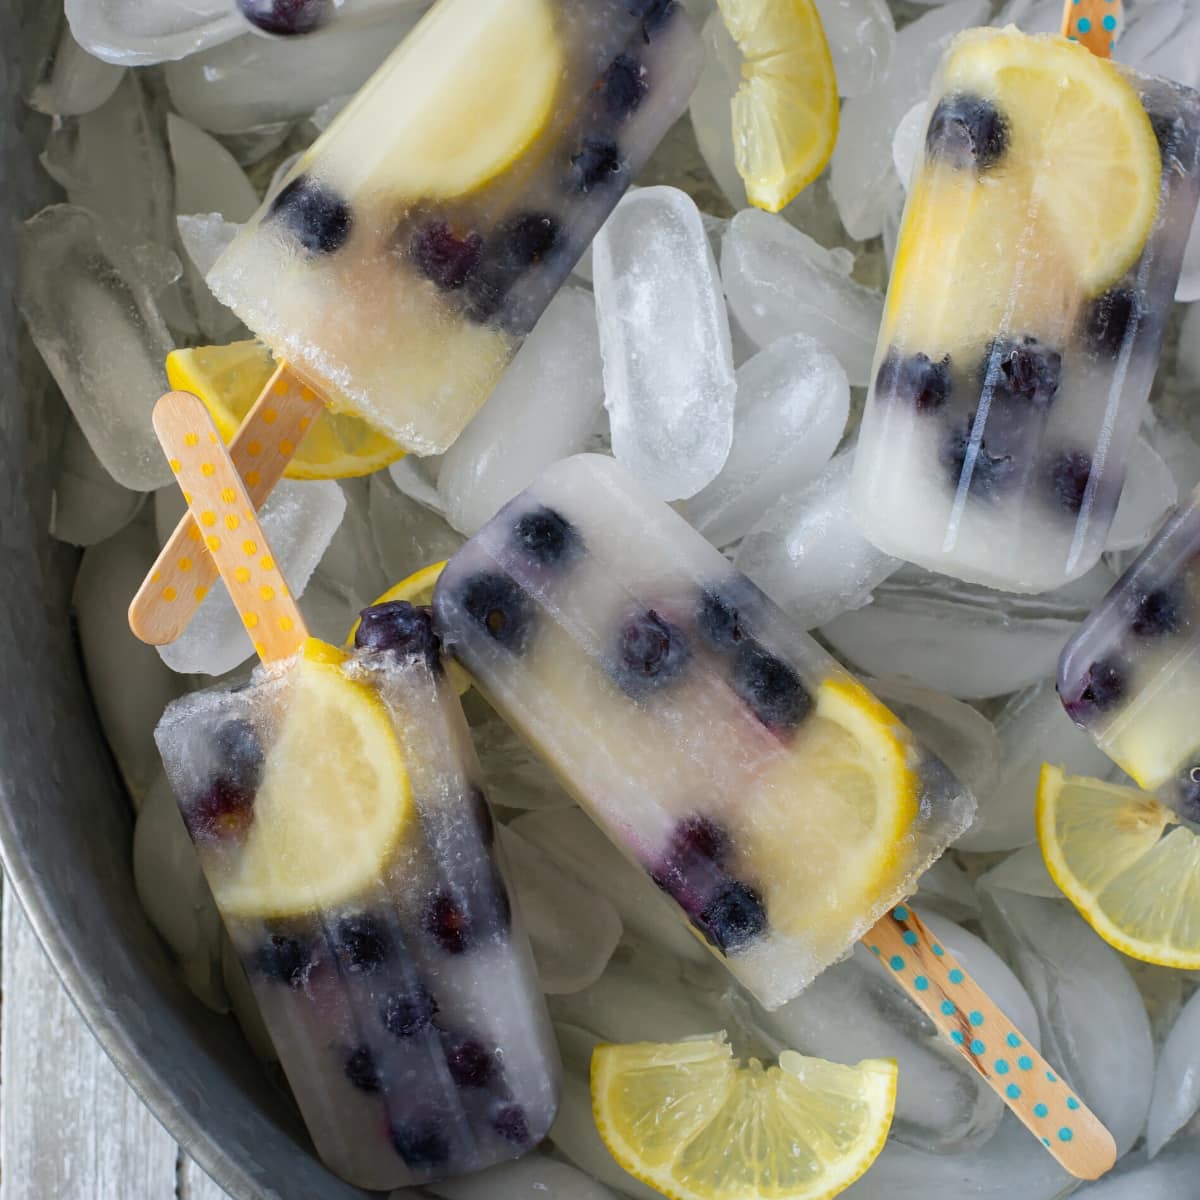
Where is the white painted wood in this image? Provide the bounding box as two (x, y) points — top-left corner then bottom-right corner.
(179, 1156), (235, 1200)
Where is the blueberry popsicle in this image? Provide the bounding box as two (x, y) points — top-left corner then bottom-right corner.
(433, 455), (975, 1010)
(1059, 484), (1200, 819)
(850, 26), (1200, 593)
(207, 0), (703, 455)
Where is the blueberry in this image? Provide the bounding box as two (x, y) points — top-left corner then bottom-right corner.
(602, 54), (648, 117)
(410, 221), (483, 291)
(468, 785), (496, 847)
(511, 506), (579, 566)
(252, 934), (315, 988)
(571, 136), (623, 193)
(381, 983), (438, 1037)
(489, 866), (514, 936)
(391, 1119), (451, 1169)
(732, 641), (811, 736)
(183, 777), (256, 843)
(940, 419), (1016, 499)
(344, 1045), (382, 1093)
(982, 336), (1062, 412)
(1173, 764), (1200, 821)
(697, 582), (765, 649)
(492, 1104), (531, 1145)
(214, 719), (265, 792)
(1083, 288), (1145, 358)
(335, 914), (391, 975)
(1150, 110), (1200, 171)
(268, 176), (352, 255)
(465, 213), (562, 322)
(237, 0), (330, 35)
(443, 1037), (496, 1087)
(459, 572), (534, 652)
(626, 0), (676, 35)
(612, 610), (689, 695)
(355, 601), (441, 672)
(1048, 449), (1093, 515)
(1127, 585), (1184, 638)
(925, 93), (1008, 171)
(1059, 656), (1127, 724)
(874, 348), (952, 413)
(671, 815), (731, 866)
(425, 892), (473, 955)
(650, 817), (733, 917)
(696, 880), (767, 954)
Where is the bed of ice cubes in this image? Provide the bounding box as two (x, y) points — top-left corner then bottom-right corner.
(17, 0), (1200, 1194)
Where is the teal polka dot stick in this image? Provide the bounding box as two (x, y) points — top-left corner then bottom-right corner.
(1060, 0), (1121, 56)
(867, 905), (1116, 1179)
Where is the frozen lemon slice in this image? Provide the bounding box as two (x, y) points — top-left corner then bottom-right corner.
(592, 1034), (896, 1200)
(167, 342), (403, 480)
(217, 640), (412, 919)
(749, 677), (919, 944)
(1037, 765), (1200, 968)
(718, 0), (839, 213)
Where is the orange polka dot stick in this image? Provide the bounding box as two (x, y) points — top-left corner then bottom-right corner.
(128, 363), (322, 647)
(1060, 0), (1120, 56)
(148, 390), (308, 664)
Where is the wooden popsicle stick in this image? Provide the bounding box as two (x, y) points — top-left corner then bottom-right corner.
(151, 391), (308, 664)
(128, 362), (323, 646)
(865, 904), (1116, 1180)
(1061, 0), (1120, 57)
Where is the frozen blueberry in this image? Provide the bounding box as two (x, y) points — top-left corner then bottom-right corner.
(982, 336), (1062, 412)
(355, 600), (441, 672)
(875, 348), (952, 413)
(343, 1045), (382, 1093)
(1082, 288), (1144, 358)
(488, 866), (514, 936)
(444, 1037), (496, 1087)
(425, 892), (473, 955)
(612, 610), (689, 695)
(237, 0), (330, 34)
(671, 815), (731, 866)
(215, 719), (265, 792)
(697, 581), (765, 649)
(732, 641), (811, 736)
(268, 175), (352, 255)
(183, 776), (256, 843)
(1059, 657), (1127, 724)
(459, 572), (534, 652)
(335, 913), (391, 974)
(925, 93), (1008, 171)
(626, 0), (676, 34)
(511, 506), (579, 566)
(253, 934), (315, 988)
(468, 785), (496, 847)
(391, 1119), (450, 1169)
(572, 135), (623, 192)
(465, 213), (561, 322)
(492, 1104), (531, 1145)
(696, 879), (767, 954)
(650, 816), (733, 916)
(1047, 449), (1093, 515)
(939, 419), (1016, 499)
(1174, 764), (1200, 822)
(602, 54), (649, 117)
(382, 983), (438, 1037)
(1150, 110), (1200, 171)
(410, 221), (483, 290)
(1127, 585), (1185, 638)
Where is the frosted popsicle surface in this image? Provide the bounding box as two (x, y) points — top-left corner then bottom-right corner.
(851, 27), (1200, 593)
(433, 455), (974, 1010)
(208, 0), (702, 455)
(155, 624), (558, 1190)
(1059, 484), (1200, 819)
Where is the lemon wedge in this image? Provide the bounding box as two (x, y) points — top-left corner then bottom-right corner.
(717, 0), (839, 213)
(166, 342), (403, 480)
(592, 1034), (897, 1200)
(1037, 765), (1200, 968)
(215, 639), (412, 920)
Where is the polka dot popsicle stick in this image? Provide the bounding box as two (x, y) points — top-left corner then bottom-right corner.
(150, 391), (308, 665)
(128, 362), (324, 647)
(866, 905), (1116, 1180)
(1060, 0), (1121, 57)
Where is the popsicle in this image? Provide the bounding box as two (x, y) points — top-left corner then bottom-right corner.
(147, 392), (558, 1190)
(850, 24), (1200, 593)
(1058, 483), (1200, 819)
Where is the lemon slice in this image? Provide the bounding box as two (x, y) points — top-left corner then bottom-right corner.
(1037, 765), (1200, 968)
(216, 639), (412, 919)
(748, 677), (919, 945)
(167, 343), (403, 480)
(592, 1034), (897, 1200)
(718, 0), (839, 213)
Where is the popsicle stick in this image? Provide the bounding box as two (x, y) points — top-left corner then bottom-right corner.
(151, 391), (308, 664)
(1061, 0), (1120, 57)
(128, 362), (322, 646)
(865, 904), (1116, 1180)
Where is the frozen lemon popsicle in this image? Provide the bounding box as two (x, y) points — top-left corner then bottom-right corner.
(1059, 484), (1200, 819)
(156, 606), (559, 1189)
(851, 26), (1200, 593)
(433, 455), (974, 1010)
(207, 0), (702, 455)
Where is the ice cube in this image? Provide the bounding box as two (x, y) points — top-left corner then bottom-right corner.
(891, 102), (927, 191)
(688, 12), (748, 210)
(438, 288), (604, 535)
(1146, 988), (1200, 1155)
(176, 214), (243, 277)
(594, 186), (736, 501)
(1116, 0), (1186, 70)
(367, 473), (463, 587)
(1069, 1140), (1200, 1200)
(687, 334), (849, 548)
(168, 114), (259, 222)
(424, 1155), (623, 1200)
(22, 2), (125, 117)
(814, 0), (896, 98)
(720, 208), (884, 385)
(913, 856), (980, 924)
(1107, 436), (1178, 552)
(64, 0), (244, 66)
(20, 205), (176, 491)
(51, 418), (145, 546)
(466, 699), (576, 813)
